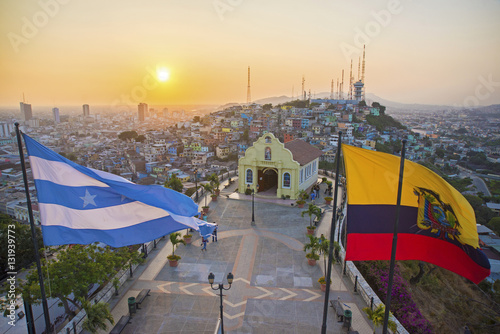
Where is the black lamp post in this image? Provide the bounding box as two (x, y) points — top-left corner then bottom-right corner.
(208, 272), (234, 334)
(249, 184), (258, 225)
(194, 168), (198, 203)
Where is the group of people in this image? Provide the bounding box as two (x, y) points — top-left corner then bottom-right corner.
(310, 183), (321, 202)
(201, 223), (218, 251)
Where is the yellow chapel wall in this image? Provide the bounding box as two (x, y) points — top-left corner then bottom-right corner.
(238, 133), (301, 199)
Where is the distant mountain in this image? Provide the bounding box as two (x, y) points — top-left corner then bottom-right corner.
(223, 93), (497, 115)
(252, 95), (294, 105)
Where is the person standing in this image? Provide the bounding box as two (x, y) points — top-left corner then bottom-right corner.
(212, 224), (218, 242)
(201, 237), (207, 251)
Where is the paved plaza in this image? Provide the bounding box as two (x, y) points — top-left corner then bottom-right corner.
(103, 180), (374, 334)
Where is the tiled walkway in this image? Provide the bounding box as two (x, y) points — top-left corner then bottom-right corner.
(104, 178), (374, 333)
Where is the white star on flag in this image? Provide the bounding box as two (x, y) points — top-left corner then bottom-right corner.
(80, 189), (97, 208)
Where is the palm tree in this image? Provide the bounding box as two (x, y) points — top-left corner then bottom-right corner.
(303, 234), (320, 262)
(202, 183), (213, 208)
(318, 234), (329, 269)
(208, 173), (220, 194)
(169, 232), (186, 258)
(301, 203), (322, 227)
(81, 300), (114, 333)
(362, 304), (397, 334)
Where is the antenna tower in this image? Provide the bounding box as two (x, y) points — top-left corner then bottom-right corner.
(349, 59), (353, 100)
(361, 45), (366, 100)
(247, 66), (251, 104)
(358, 57), (361, 81)
(302, 75), (305, 100)
(330, 80), (334, 99)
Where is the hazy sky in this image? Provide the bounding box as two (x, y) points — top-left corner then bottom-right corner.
(1, 0), (499, 109)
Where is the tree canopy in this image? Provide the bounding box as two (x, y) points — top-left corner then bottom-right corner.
(118, 131), (138, 141)
(21, 244), (141, 319)
(164, 174), (183, 193)
(0, 214), (43, 278)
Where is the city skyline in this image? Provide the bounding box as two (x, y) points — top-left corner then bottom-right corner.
(1, 0), (499, 108)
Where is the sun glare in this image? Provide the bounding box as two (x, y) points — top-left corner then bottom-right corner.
(157, 68), (170, 82)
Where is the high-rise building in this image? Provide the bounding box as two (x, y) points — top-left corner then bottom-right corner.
(0, 123), (14, 138)
(138, 103), (148, 122)
(52, 107), (60, 123)
(20, 102), (33, 121)
(82, 104), (90, 116)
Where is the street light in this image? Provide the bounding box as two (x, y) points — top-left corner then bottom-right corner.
(208, 272), (234, 334)
(248, 184), (259, 225)
(194, 168), (198, 203)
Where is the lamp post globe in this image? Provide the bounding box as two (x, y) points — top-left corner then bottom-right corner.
(208, 272), (234, 334)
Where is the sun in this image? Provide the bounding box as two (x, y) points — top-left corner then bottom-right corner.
(157, 68), (170, 82)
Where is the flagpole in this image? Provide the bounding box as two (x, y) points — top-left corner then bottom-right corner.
(382, 139), (407, 334)
(321, 131), (342, 334)
(15, 123), (53, 334)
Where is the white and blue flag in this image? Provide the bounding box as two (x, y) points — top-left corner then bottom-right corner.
(23, 134), (204, 247)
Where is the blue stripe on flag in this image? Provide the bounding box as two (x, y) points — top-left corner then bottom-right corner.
(35, 180), (135, 210)
(41, 216), (189, 247)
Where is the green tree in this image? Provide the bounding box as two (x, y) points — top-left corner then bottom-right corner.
(435, 148), (445, 158)
(358, 100), (367, 107)
(262, 103), (272, 111)
(208, 173), (220, 193)
(488, 217), (500, 236)
(202, 183), (213, 208)
(301, 203), (322, 228)
(167, 232), (186, 261)
(303, 235), (320, 261)
(21, 244), (141, 319)
(81, 300), (114, 333)
(135, 134), (146, 143)
(164, 174), (183, 193)
(464, 194), (483, 211)
(118, 131), (138, 141)
(318, 234), (329, 269)
(362, 304), (397, 334)
(0, 215), (44, 274)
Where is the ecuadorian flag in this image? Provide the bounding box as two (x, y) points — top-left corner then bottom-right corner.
(343, 144), (490, 283)
(23, 134), (206, 248)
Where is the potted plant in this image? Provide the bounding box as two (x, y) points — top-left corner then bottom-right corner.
(167, 232), (186, 267)
(304, 234), (320, 266)
(322, 177), (327, 183)
(202, 183), (213, 212)
(296, 199), (306, 208)
(324, 196), (333, 205)
(362, 304), (397, 334)
(302, 203), (322, 234)
(183, 233), (192, 244)
(208, 173), (220, 196)
(318, 276), (331, 292)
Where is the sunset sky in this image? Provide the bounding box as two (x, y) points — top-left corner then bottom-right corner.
(1, 0), (499, 109)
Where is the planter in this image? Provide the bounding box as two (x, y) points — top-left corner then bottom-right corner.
(168, 259), (178, 267)
(320, 283), (327, 292)
(202, 207), (209, 214)
(307, 258), (317, 266)
(211, 195), (218, 202)
(214, 189), (220, 196)
(183, 236), (192, 244)
(306, 227), (316, 235)
(297, 201), (305, 208)
(324, 199), (332, 205)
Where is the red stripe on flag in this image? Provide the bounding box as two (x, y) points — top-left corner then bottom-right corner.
(345, 233), (490, 284)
